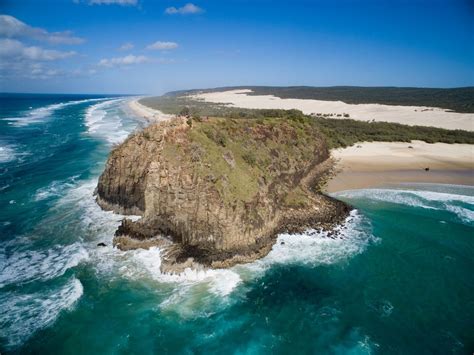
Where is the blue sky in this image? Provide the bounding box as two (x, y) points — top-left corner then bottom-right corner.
(0, 0), (473, 94)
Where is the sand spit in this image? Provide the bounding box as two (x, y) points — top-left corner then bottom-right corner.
(129, 99), (173, 122)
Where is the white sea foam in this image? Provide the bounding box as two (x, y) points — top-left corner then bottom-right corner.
(410, 190), (474, 204)
(335, 188), (474, 224)
(125, 247), (242, 297)
(34, 176), (80, 201)
(56, 177), (242, 302)
(56, 178), (139, 233)
(19, 172), (376, 323)
(0, 143), (17, 163)
(2, 176), (122, 288)
(5, 97), (111, 127)
(111, 246), (242, 318)
(336, 188), (474, 205)
(39, 156), (374, 319)
(109, 210), (374, 316)
(0, 142), (29, 164)
(445, 205), (474, 223)
(0, 277), (83, 349)
(240, 210), (375, 276)
(84, 98), (132, 144)
(52, 177), (141, 279)
(0, 243), (89, 288)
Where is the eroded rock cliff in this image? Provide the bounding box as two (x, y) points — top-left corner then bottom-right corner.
(96, 116), (350, 271)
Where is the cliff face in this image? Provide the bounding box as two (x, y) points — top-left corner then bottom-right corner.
(97, 116), (350, 270)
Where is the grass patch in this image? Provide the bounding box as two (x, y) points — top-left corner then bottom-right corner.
(185, 117), (326, 206)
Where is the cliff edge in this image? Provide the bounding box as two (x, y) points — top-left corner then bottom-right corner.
(96, 116), (350, 271)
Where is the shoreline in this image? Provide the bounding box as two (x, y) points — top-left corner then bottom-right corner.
(326, 141), (473, 192)
(96, 115), (351, 271)
(128, 98), (173, 122)
(133, 98), (473, 193)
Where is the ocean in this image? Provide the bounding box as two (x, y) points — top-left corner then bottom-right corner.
(1, 94), (473, 354)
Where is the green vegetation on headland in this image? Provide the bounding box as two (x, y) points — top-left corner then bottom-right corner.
(185, 116), (324, 205)
(139, 95), (474, 148)
(98, 114), (349, 268)
(164, 86), (474, 113)
(101, 91), (473, 268)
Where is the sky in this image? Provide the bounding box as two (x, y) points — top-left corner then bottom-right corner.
(0, 0), (473, 94)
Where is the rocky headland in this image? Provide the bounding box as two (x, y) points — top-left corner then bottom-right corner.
(96, 115), (350, 272)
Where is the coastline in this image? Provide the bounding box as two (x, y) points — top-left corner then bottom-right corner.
(191, 89), (474, 131)
(326, 141), (473, 192)
(128, 98), (173, 122)
(96, 115), (351, 270)
(133, 98), (473, 193)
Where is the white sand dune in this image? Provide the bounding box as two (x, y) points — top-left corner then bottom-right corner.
(332, 141), (473, 171)
(136, 92), (473, 190)
(191, 89), (474, 131)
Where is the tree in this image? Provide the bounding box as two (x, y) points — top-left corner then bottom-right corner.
(179, 107), (191, 117)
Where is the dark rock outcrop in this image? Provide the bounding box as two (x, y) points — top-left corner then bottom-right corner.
(96, 116), (350, 271)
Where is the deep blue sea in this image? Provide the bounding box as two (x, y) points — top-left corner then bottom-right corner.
(1, 94), (473, 354)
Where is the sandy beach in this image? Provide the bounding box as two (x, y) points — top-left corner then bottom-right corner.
(129, 99), (173, 122)
(191, 89), (474, 131)
(326, 141), (473, 192)
(135, 96), (473, 191)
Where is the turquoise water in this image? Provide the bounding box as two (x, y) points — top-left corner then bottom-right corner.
(1, 94), (473, 354)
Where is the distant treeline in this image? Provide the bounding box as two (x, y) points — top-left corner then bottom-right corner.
(164, 86), (474, 113)
(312, 118), (474, 148)
(220, 108), (474, 148)
(139, 95), (474, 148)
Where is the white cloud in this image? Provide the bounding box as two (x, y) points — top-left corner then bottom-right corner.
(0, 15), (84, 45)
(98, 54), (149, 67)
(146, 41), (178, 50)
(0, 58), (65, 80)
(0, 39), (76, 61)
(71, 67), (98, 76)
(118, 42), (134, 51)
(0, 61), (98, 80)
(28, 64), (66, 79)
(87, 0), (138, 5)
(0, 38), (78, 81)
(165, 3), (203, 15)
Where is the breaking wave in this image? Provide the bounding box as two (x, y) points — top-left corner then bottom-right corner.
(4, 97), (111, 127)
(0, 277), (83, 348)
(0, 143), (16, 163)
(0, 142), (29, 164)
(33, 176), (80, 202)
(335, 188), (474, 224)
(249, 210), (374, 270)
(0, 243), (89, 289)
(109, 210), (375, 317)
(84, 99), (132, 144)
